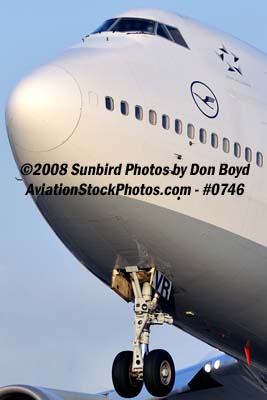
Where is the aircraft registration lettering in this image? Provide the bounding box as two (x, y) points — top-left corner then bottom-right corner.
(152, 270), (172, 301)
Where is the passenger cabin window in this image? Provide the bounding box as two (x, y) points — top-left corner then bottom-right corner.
(211, 133), (218, 149)
(162, 114), (170, 130)
(245, 147), (252, 163)
(135, 105), (143, 120)
(92, 18), (117, 34)
(105, 96), (114, 111)
(110, 18), (155, 34)
(165, 25), (189, 49)
(121, 101), (129, 116)
(234, 142), (241, 158)
(187, 124), (195, 139)
(223, 138), (230, 153)
(175, 119), (182, 134)
(256, 152), (263, 167)
(199, 128), (207, 144)
(149, 110), (157, 125)
(104, 95), (265, 170)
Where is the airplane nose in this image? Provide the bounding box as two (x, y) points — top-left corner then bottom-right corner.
(5, 64), (82, 152)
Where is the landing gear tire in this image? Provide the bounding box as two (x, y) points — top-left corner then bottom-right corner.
(112, 351), (143, 398)
(144, 349), (175, 397)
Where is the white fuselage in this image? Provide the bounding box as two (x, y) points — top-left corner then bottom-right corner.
(5, 9), (267, 374)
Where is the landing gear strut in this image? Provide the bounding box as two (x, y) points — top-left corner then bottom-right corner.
(111, 266), (175, 398)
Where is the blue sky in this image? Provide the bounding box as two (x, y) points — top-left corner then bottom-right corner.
(1, 0), (267, 394)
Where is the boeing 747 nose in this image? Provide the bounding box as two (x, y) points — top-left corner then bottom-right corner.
(4, 7), (267, 399)
(5, 64), (82, 153)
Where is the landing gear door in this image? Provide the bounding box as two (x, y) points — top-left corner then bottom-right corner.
(152, 270), (172, 301)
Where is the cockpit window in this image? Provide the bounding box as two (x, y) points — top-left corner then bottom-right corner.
(111, 18), (155, 34)
(157, 24), (170, 40)
(92, 18), (117, 34)
(91, 18), (190, 49)
(165, 25), (189, 49)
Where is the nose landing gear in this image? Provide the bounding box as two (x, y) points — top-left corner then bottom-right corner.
(111, 266), (175, 398)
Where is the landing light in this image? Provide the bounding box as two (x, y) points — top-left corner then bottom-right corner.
(204, 363), (212, 373)
(214, 359), (221, 370)
(185, 311), (195, 317)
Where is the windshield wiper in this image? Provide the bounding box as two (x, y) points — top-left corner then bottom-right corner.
(126, 31), (153, 35)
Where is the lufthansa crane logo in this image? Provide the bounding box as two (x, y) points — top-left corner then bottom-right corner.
(191, 81), (219, 119)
